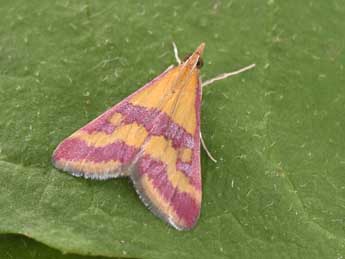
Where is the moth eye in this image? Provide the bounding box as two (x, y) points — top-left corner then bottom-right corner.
(196, 57), (204, 69)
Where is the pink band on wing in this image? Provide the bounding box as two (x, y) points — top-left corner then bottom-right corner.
(53, 138), (137, 164)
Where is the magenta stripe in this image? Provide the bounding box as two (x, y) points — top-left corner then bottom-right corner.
(176, 160), (192, 174)
(176, 160), (201, 190)
(115, 102), (194, 149)
(137, 155), (200, 228)
(53, 138), (137, 164)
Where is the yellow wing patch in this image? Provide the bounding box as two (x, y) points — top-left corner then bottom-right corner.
(108, 112), (123, 126)
(179, 148), (193, 163)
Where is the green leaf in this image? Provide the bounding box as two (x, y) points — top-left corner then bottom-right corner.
(1, 1), (344, 259)
(0, 234), (112, 259)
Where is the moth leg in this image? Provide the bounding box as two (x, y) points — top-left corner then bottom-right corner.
(200, 132), (217, 163)
(172, 42), (181, 64)
(202, 63), (256, 88)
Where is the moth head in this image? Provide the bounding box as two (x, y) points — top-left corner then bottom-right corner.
(183, 53), (204, 69)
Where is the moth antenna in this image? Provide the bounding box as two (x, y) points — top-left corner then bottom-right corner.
(172, 42), (181, 64)
(200, 132), (217, 163)
(202, 63), (256, 88)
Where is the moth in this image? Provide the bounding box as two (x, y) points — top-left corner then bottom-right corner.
(52, 43), (255, 230)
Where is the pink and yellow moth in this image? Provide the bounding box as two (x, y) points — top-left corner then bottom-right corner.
(52, 42), (255, 230)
